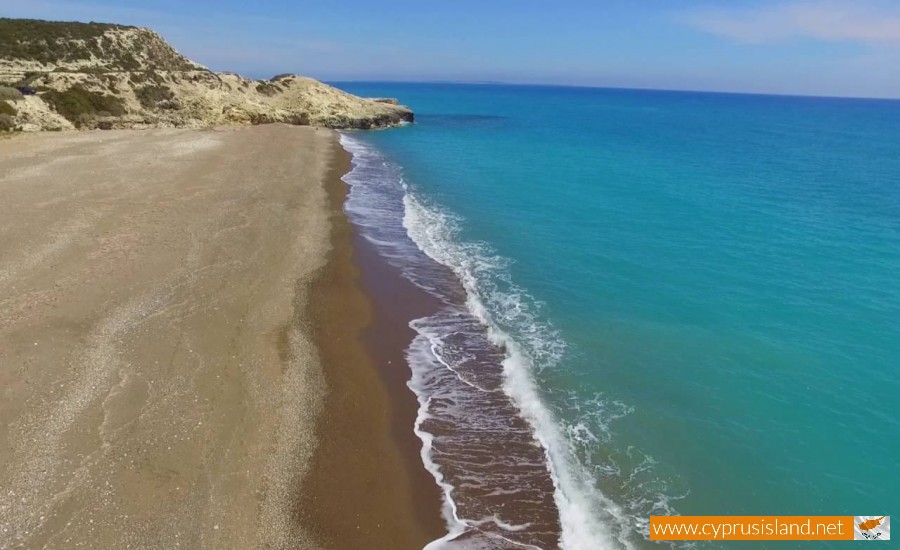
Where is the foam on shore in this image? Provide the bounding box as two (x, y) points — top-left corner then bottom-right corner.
(340, 133), (640, 549)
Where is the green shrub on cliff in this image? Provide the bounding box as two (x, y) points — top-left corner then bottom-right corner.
(0, 19), (132, 64)
(255, 82), (281, 97)
(0, 113), (16, 131)
(0, 18), (199, 71)
(0, 87), (24, 101)
(135, 84), (174, 109)
(16, 73), (44, 87)
(129, 71), (169, 88)
(119, 53), (142, 71)
(41, 86), (125, 127)
(0, 101), (17, 116)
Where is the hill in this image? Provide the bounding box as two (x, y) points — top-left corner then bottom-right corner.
(0, 18), (413, 131)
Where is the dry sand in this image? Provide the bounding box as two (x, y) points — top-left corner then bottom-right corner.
(0, 125), (348, 549)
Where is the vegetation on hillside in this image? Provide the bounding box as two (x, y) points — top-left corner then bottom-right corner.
(42, 86), (126, 127)
(0, 18), (198, 71)
(135, 84), (175, 109)
(0, 113), (16, 131)
(129, 71), (163, 86)
(255, 81), (282, 97)
(0, 87), (24, 101)
(0, 97), (17, 131)
(0, 18), (413, 131)
(0, 19), (131, 64)
(0, 101), (17, 116)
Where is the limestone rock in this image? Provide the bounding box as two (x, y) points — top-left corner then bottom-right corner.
(0, 18), (414, 132)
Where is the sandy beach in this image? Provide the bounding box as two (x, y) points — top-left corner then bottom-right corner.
(0, 125), (439, 549)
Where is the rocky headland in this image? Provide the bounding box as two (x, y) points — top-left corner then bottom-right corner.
(0, 18), (414, 132)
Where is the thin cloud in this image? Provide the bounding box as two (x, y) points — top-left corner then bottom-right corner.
(683, 1), (900, 45)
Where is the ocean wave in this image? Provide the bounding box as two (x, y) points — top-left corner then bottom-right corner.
(404, 192), (647, 550)
(339, 133), (671, 549)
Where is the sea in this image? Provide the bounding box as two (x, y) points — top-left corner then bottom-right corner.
(331, 82), (899, 549)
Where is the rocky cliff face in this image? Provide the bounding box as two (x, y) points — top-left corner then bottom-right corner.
(0, 18), (413, 132)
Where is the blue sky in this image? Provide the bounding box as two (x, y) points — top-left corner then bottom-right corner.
(3, 0), (900, 98)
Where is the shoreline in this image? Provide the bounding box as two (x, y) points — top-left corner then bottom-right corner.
(298, 135), (446, 548)
(335, 135), (566, 548)
(0, 125), (443, 549)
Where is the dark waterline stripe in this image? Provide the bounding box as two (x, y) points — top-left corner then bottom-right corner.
(340, 134), (564, 549)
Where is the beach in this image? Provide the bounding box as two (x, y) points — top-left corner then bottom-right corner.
(0, 125), (439, 549)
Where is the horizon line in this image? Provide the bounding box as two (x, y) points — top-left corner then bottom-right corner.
(319, 79), (900, 103)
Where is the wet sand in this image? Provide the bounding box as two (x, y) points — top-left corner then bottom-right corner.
(334, 137), (563, 548)
(0, 125), (441, 549)
(298, 147), (445, 548)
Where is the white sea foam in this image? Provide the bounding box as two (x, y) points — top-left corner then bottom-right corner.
(402, 192), (635, 550)
(339, 133), (671, 549)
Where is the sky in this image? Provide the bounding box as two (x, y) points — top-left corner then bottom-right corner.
(3, 0), (900, 98)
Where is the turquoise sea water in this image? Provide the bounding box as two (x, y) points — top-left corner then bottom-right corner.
(334, 83), (899, 548)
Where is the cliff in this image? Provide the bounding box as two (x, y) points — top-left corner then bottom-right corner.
(0, 18), (413, 132)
